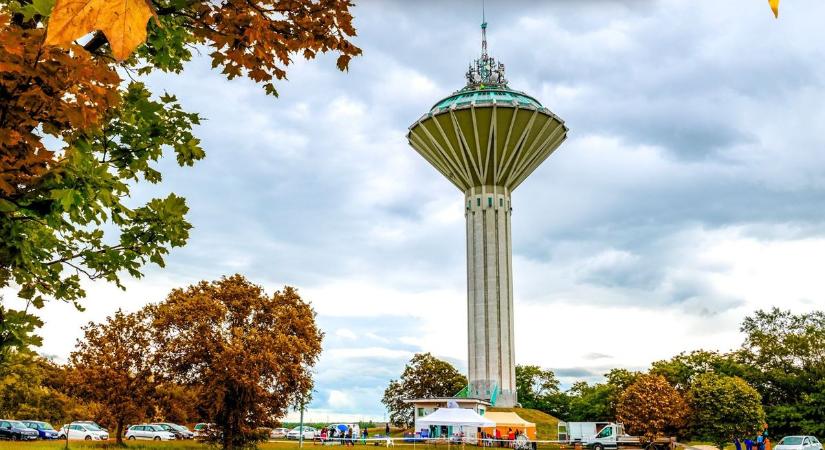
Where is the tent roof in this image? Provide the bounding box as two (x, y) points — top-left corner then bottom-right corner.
(482, 412), (536, 428)
(417, 408), (495, 428)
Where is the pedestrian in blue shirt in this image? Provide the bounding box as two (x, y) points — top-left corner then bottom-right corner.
(745, 438), (754, 450)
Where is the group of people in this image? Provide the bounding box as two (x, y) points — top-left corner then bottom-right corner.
(318, 426), (370, 446)
(480, 428), (526, 447)
(735, 432), (772, 450)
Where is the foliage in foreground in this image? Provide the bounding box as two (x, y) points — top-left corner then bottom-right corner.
(0, 0), (361, 363)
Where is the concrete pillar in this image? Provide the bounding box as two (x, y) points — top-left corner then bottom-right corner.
(465, 185), (516, 407)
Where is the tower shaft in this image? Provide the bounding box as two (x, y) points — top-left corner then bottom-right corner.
(465, 185), (516, 407)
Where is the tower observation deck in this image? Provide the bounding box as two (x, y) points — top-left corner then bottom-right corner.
(406, 20), (568, 407)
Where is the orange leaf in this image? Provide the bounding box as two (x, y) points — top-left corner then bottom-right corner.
(45, 0), (154, 60)
(769, 0), (780, 18)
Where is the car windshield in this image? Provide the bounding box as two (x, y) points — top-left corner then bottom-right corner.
(195, 424), (205, 430)
(172, 424), (188, 432)
(9, 421), (27, 428)
(83, 423), (103, 431)
(32, 422), (54, 430)
(780, 438), (804, 446)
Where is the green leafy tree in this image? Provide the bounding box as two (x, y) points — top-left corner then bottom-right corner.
(737, 308), (825, 435)
(0, 303), (41, 366)
(516, 365), (560, 409)
(565, 369), (640, 422)
(686, 373), (765, 450)
(567, 381), (614, 422)
(616, 374), (687, 441)
(381, 353), (468, 427)
(651, 350), (744, 391)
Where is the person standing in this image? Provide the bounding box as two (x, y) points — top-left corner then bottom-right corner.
(735, 438), (742, 450)
(758, 434), (765, 450)
(385, 423), (390, 437)
(765, 436), (772, 450)
(745, 438), (754, 450)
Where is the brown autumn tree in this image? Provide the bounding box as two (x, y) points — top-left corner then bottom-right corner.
(147, 275), (323, 450)
(616, 374), (688, 441)
(69, 309), (156, 444)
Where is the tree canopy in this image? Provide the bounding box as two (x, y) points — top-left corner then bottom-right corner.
(686, 373), (765, 450)
(616, 374), (688, 441)
(148, 275), (323, 449)
(69, 309), (156, 444)
(381, 353), (467, 427)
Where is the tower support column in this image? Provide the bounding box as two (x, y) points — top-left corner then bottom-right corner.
(465, 185), (516, 407)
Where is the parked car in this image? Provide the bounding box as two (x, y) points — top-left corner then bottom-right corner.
(777, 436), (824, 450)
(152, 422), (194, 439)
(287, 426), (317, 440)
(125, 424), (176, 441)
(270, 427), (290, 439)
(194, 423), (219, 440)
(21, 421), (60, 439)
(59, 422), (109, 441)
(0, 420), (39, 441)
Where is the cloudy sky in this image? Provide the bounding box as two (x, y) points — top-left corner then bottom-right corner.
(13, 0), (825, 421)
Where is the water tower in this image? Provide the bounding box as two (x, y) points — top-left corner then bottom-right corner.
(406, 20), (568, 407)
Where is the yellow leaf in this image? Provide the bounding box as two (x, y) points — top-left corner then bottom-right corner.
(45, 0), (154, 60)
(769, 0), (780, 18)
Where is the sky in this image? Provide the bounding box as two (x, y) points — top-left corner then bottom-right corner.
(9, 0), (825, 422)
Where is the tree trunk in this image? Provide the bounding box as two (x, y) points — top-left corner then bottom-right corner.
(116, 419), (124, 446)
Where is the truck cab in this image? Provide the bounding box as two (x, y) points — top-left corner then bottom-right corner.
(587, 423), (626, 450)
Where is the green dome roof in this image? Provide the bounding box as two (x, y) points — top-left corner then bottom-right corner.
(431, 87), (543, 112)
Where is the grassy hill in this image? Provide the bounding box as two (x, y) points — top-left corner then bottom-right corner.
(489, 407), (561, 440)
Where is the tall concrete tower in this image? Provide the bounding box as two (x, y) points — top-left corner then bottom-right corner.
(406, 20), (567, 407)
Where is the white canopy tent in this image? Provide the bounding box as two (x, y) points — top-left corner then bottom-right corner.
(418, 407), (496, 428)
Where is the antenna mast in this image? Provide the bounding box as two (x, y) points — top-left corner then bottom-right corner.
(481, 0), (488, 57)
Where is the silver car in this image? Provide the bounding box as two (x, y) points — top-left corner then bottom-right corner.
(776, 436), (824, 450)
(125, 424), (176, 441)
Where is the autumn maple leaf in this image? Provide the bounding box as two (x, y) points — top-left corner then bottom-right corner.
(45, 0), (156, 60)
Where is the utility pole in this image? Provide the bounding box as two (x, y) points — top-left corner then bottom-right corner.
(299, 395), (306, 449)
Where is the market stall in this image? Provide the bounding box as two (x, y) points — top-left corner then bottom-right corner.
(417, 407), (496, 443)
(481, 412), (537, 440)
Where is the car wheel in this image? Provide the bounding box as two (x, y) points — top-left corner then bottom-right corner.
(154, 436), (161, 441)
(85, 435), (92, 440)
(128, 436), (136, 440)
(593, 444), (604, 450)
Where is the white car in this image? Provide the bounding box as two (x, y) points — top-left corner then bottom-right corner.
(776, 436), (823, 450)
(60, 423), (109, 440)
(125, 424), (177, 441)
(287, 426), (317, 440)
(270, 427), (290, 439)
